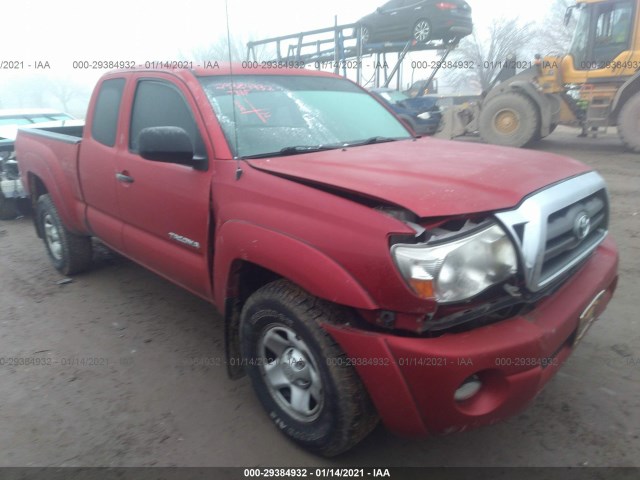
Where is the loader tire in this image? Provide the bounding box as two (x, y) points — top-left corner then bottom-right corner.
(618, 92), (640, 153)
(479, 92), (540, 148)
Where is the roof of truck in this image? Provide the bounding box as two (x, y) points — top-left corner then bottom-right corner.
(101, 63), (340, 80)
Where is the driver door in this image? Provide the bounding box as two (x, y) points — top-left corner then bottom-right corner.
(116, 73), (213, 299)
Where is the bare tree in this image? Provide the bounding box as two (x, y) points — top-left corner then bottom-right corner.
(48, 78), (90, 112)
(443, 17), (535, 92)
(533, 0), (576, 56)
(5, 76), (48, 108)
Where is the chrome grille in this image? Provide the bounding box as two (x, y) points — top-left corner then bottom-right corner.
(495, 172), (609, 292)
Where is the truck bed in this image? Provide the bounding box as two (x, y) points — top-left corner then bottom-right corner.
(18, 124), (84, 142)
(16, 124), (88, 234)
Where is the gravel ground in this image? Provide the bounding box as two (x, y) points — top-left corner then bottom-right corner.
(0, 126), (638, 467)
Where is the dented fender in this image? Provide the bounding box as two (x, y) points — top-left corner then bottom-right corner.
(213, 220), (378, 310)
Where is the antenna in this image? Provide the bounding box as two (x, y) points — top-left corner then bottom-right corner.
(224, 0), (242, 179)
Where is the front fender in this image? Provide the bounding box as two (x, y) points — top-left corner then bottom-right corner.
(214, 220), (377, 310)
(611, 70), (640, 118)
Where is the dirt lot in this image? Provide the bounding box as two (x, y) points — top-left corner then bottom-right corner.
(0, 127), (638, 467)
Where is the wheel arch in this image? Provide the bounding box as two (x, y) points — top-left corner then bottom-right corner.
(27, 173), (49, 238)
(24, 167), (85, 236)
(215, 221), (378, 379)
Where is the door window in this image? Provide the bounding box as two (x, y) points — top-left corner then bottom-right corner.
(129, 80), (205, 156)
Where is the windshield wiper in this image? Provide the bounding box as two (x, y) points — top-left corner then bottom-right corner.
(344, 136), (402, 147)
(242, 145), (341, 159)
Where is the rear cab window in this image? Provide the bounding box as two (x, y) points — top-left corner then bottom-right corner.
(91, 78), (126, 147)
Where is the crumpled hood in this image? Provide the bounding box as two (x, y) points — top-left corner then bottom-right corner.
(247, 137), (590, 217)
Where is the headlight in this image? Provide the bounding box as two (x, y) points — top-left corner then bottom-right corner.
(392, 224), (518, 303)
(417, 112), (431, 120)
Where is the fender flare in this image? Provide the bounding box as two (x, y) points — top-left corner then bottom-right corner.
(24, 162), (85, 235)
(214, 220), (378, 311)
(611, 70), (640, 118)
(18, 133), (87, 235)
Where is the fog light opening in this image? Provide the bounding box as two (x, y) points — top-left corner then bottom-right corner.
(454, 374), (482, 402)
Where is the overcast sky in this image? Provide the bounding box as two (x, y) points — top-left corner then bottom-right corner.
(5, 0), (552, 65)
(2, 0), (555, 112)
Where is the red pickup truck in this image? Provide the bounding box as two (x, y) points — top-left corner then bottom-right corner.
(15, 65), (618, 456)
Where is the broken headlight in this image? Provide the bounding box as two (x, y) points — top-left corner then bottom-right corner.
(391, 223), (518, 303)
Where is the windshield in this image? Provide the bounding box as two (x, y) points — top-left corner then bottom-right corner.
(199, 75), (411, 158)
(569, 0), (634, 70)
(569, 3), (590, 67)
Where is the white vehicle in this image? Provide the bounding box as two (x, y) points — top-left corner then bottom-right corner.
(0, 109), (84, 219)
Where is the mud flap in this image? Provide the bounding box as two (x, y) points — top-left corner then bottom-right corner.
(224, 297), (245, 380)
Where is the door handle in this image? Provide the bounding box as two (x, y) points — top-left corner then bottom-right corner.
(116, 172), (135, 184)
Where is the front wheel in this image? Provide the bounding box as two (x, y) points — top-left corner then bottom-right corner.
(240, 280), (378, 456)
(36, 194), (92, 275)
(479, 92), (540, 148)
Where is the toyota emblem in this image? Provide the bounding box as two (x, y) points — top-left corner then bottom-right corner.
(573, 212), (591, 240)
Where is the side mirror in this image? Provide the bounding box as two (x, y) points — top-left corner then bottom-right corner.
(564, 6), (574, 26)
(137, 126), (206, 170)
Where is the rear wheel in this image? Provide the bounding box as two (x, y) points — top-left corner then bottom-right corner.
(36, 194), (92, 275)
(479, 92), (540, 148)
(240, 280), (378, 456)
(617, 92), (640, 153)
(413, 19), (432, 43)
(534, 123), (558, 141)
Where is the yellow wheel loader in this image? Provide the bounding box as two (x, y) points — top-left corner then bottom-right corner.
(475, 0), (640, 151)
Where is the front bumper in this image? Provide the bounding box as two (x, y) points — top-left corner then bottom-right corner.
(323, 236), (618, 437)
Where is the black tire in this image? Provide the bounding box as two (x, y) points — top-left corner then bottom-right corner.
(479, 92), (540, 148)
(240, 280), (379, 456)
(413, 18), (432, 43)
(617, 92), (640, 153)
(0, 191), (19, 220)
(533, 122), (558, 141)
(36, 194), (92, 275)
